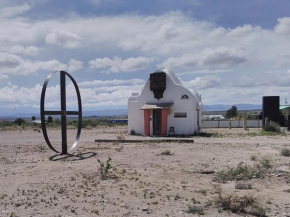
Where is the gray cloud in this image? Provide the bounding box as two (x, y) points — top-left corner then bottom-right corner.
(9, 45), (41, 56)
(158, 47), (248, 69)
(0, 3), (30, 18)
(45, 29), (82, 49)
(89, 56), (153, 73)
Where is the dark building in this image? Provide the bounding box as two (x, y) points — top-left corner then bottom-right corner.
(262, 96), (280, 127)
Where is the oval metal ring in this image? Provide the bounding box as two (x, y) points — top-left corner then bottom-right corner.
(40, 71), (82, 154)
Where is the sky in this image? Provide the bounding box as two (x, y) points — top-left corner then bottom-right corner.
(1, 0), (290, 114)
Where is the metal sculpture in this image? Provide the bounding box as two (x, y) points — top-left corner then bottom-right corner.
(40, 71), (82, 154)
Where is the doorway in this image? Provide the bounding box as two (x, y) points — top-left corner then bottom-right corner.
(153, 109), (162, 135)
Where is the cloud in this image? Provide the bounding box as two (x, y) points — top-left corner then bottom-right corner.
(89, 56), (153, 73)
(89, 0), (115, 7)
(158, 47), (248, 69)
(68, 59), (83, 72)
(39, 59), (67, 71)
(79, 78), (145, 87)
(274, 55), (290, 69)
(0, 77), (144, 109)
(0, 74), (8, 80)
(183, 75), (222, 90)
(0, 83), (42, 107)
(176, 69), (233, 76)
(201, 47), (248, 67)
(2, 10), (290, 107)
(189, 0), (202, 6)
(45, 29), (82, 49)
(180, 70), (290, 105)
(0, 52), (22, 68)
(9, 45), (41, 56)
(227, 24), (262, 37)
(0, 52), (82, 75)
(0, 3), (30, 18)
(275, 17), (290, 35)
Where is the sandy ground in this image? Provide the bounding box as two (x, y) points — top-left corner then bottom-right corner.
(1, 126), (290, 217)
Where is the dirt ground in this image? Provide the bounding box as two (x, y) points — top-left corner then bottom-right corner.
(0, 126), (290, 217)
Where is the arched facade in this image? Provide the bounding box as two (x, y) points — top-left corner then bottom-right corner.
(128, 69), (202, 136)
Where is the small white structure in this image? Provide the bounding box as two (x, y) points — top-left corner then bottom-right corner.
(202, 115), (225, 121)
(128, 69), (202, 136)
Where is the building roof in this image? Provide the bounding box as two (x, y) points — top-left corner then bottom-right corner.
(162, 68), (183, 85)
(140, 102), (174, 110)
(280, 105), (290, 110)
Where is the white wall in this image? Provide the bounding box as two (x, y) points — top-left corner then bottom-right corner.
(128, 69), (202, 135)
(202, 120), (263, 128)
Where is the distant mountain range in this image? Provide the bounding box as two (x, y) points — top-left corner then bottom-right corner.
(203, 104), (262, 112)
(0, 104), (262, 119)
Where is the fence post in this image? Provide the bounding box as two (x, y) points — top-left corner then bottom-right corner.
(229, 121), (231, 129)
(243, 118), (247, 130)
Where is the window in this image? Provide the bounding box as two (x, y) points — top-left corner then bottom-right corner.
(181, 95), (188, 99)
(174, 112), (187, 118)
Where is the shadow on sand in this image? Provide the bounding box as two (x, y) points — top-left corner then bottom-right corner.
(49, 152), (97, 162)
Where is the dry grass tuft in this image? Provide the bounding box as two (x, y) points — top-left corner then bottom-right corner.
(186, 205), (204, 215)
(235, 182), (253, 190)
(280, 148), (290, 157)
(214, 159), (273, 183)
(214, 185), (268, 217)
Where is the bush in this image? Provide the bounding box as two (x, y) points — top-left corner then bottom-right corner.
(235, 182), (252, 190)
(280, 148), (290, 157)
(214, 160), (273, 183)
(186, 205), (204, 215)
(47, 116), (53, 123)
(226, 106), (238, 119)
(98, 157), (112, 180)
(263, 122), (280, 133)
(214, 185), (267, 216)
(14, 118), (26, 126)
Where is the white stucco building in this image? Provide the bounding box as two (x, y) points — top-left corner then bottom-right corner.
(128, 69), (202, 136)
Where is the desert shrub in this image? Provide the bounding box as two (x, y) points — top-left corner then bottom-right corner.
(67, 120), (78, 128)
(47, 116), (53, 123)
(215, 163), (262, 182)
(46, 119), (61, 128)
(258, 158), (272, 170)
(160, 150), (173, 155)
(130, 129), (136, 135)
(235, 182), (252, 190)
(215, 160), (273, 183)
(186, 205), (204, 215)
(250, 155), (257, 161)
(82, 119), (100, 128)
(214, 185), (267, 216)
(263, 122), (280, 133)
(98, 157), (112, 180)
(14, 118), (26, 126)
(0, 121), (13, 128)
(280, 148), (290, 157)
